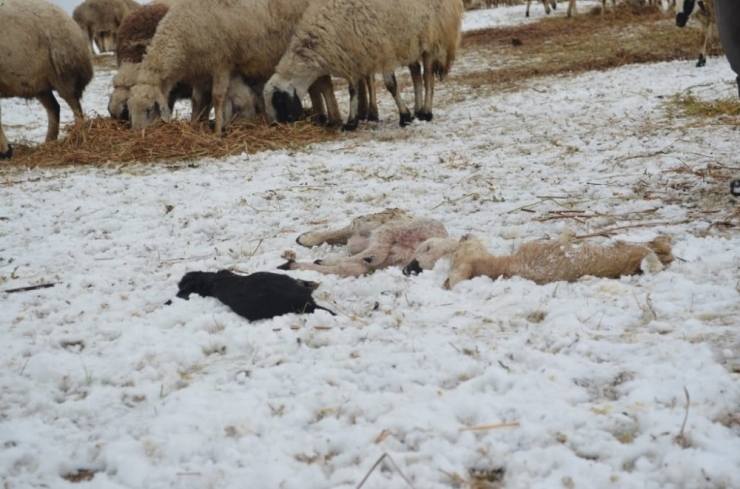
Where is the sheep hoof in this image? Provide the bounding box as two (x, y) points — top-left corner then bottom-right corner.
(415, 110), (433, 122)
(399, 113), (414, 127)
(551, 2), (557, 9)
(276, 260), (295, 270)
(0, 145), (13, 159)
(368, 113), (380, 122)
(317, 114), (329, 125)
(313, 259), (324, 265)
(730, 179), (740, 196)
(696, 55), (706, 68)
(343, 119), (359, 131)
(525, 11), (530, 17)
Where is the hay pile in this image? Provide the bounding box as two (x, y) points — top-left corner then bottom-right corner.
(9, 117), (341, 168)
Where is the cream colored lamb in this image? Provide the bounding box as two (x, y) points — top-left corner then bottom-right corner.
(278, 209), (450, 277)
(444, 232), (674, 289)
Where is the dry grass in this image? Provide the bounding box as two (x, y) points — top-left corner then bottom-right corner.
(667, 93), (740, 119)
(455, 3), (721, 90)
(10, 116), (341, 167)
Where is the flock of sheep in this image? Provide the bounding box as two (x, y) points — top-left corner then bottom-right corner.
(0, 0), (717, 161)
(0, 0), (465, 159)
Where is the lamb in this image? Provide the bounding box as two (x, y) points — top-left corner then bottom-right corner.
(277, 209), (450, 277)
(126, 0), (341, 135)
(675, 0), (716, 68)
(73, 0), (141, 54)
(176, 270), (335, 321)
(0, 0), (93, 159)
(263, 0), (463, 130)
(444, 232), (674, 289)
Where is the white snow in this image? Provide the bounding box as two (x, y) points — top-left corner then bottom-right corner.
(1, 4), (740, 489)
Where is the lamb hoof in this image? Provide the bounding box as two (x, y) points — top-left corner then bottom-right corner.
(415, 110), (433, 122)
(525, 11), (530, 17)
(0, 145), (13, 159)
(399, 112), (414, 127)
(313, 259), (323, 265)
(696, 55), (706, 68)
(551, 2), (556, 9)
(277, 260), (295, 270)
(730, 179), (740, 196)
(296, 234), (313, 247)
(343, 119), (359, 131)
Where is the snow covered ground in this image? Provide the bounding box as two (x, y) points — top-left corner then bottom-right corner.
(2, 4), (739, 489)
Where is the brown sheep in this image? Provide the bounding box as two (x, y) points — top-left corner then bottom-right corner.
(1, 0), (93, 159)
(73, 0), (141, 54)
(444, 232), (674, 289)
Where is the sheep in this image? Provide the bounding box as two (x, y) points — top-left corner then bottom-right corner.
(126, 0), (341, 135)
(402, 237), (461, 276)
(525, 0), (558, 17)
(444, 232), (674, 289)
(109, 2), (262, 124)
(0, 0), (93, 158)
(263, 0), (463, 130)
(73, 0), (141, 54)
(277, 209), (449, 277)
(176, 270), (335, 321)
(675, 0), (716, 67)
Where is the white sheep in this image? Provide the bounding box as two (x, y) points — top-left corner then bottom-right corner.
(277, 209), (450, 277)
(73, 0), (141, 54)
(444, 232), (674, 289)
(263, 0), (463, 130)
(126, 0), (341, 135)
(0, 0), (93, 158)
(675, 0), (716, 67)
(108, 2), (261, 124)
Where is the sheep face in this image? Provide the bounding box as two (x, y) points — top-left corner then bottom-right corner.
(176, 271), (217, 299)
(108, 86), (130, 120)
(128, 84), (171, 130)
(264, 75), (304, 124)
(675, 0), (698, 26)
(403, 237), (459, 276)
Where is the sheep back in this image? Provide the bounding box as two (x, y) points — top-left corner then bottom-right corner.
(116, 2), (170, 65)
(0, 0), (93, 102)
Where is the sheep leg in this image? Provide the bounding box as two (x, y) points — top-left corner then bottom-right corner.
(417, 53), (435, 122)
(382, 72), (413, 127)
(277, 256), (372, 277)
(308, 82), (327, 124)
(696, 17), (711, 67)
(543, 0), (551, 14)
(315, 75), (342, 127)
(296, 224), (356, 247)
(190, 86), (213, 122)
(357, 78), (369, 121)
(409, 62), (424, 118)
(0, 105), (12, 159)
(366, 75), (379, 122)
(344, 82), (360, 131)
(526, 0), (531, 16)
(211, 70), (231, 135)
(36, 90), (61, 143)
(567, 0), (577, 17)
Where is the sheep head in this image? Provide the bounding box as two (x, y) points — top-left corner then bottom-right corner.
(264, 74), (304, 124)
(444, 234), (502, 290)
(108, 86), (130, 121)
(128, 83), (171, 131)
(176, 271), (218, 300)
(403, 237), (459, 276)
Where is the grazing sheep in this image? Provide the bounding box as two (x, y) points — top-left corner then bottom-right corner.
(176, 270), (335, 321)
(675, 0), (716, 67)
(278, 209), (449, 277)
(444, 232), (674, 289)
(0, 0), (93, 157)
(264, 0), (463, 130)
(127, 0), (341, 135)
(73, 0), (141, 54)
(114, 2), (169, 66)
